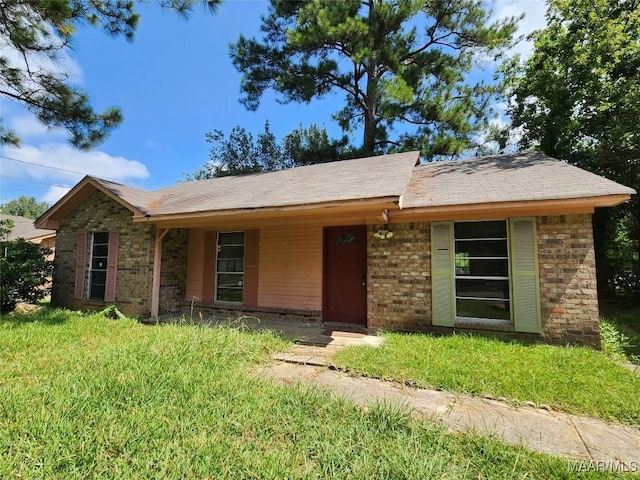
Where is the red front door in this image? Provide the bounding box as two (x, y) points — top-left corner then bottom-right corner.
(323, 225), (367, 324)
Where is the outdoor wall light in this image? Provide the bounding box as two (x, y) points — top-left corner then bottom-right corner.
(373, 229), (394, 239)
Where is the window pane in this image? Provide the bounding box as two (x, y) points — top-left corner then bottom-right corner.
(93, 245), (109, 257)
(456, 278), (509, 300)
(218, 232), (245, 246)
(217, 245), (245, 259)
(217, 273), (244, 288)
(455, 258), (508, 277)
(454, 221), (507, 239)
(93, 232), (109, 244)
(89, 283), (106, 301)
(456, 298), (511, 320)
(217, 259), (244, 273)
(217, 288), (243, 303)
(91, 270), (106, 285)
(92, 257), (108, 270)
(455, 239), (507, 257)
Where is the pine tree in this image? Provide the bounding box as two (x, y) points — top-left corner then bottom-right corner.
(230, 0), (518, 158)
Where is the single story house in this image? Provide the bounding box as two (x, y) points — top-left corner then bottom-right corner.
(36, 151), (635, 347)
(1, 213), (56, 259)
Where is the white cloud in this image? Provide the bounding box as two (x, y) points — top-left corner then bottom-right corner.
(493, 0), (548, 58)
(8, 114), (66, 140)
(3, 142), (150, 186)
(42, 185), (72, 203)
(0, 31), (83, 84)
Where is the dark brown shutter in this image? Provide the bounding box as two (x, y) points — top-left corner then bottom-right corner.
(74, 231), (87, 300)
(104, 231), (119, 302)
(244, 230), (259, 306)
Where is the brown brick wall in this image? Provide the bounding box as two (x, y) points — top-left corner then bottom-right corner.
(178, 302), (322, 325)
(367, 222), (431, 331)
(52, 191), (155, 317)
(537, 214), (600, 347)
(159, 228), (189, 314)
(367, 215), (600, 347)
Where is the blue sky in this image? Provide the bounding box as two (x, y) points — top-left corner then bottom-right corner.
(0, 0), (546, 206)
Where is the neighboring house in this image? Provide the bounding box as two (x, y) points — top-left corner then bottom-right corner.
(35, 152), (635, 347)
(1, 213), (56, 259)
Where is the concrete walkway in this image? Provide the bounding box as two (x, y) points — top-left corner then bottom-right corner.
(260, 345), (640, 467)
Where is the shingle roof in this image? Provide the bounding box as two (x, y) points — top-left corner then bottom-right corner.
(402, 152), (636, 208)
(0, 214), (55, 241)
(148, 151), (420, 216)
(38, 151), (635, 229)
(91, 178), (159, 215)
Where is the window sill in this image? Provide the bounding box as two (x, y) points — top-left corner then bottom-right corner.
(455, 317), (514, 332)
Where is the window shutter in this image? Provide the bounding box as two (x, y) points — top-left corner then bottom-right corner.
(244, 230), (259, 306)
(510, 218), (541, 333)
(104, 231), (119, 303)
(431, 222), (455, 327)
(74, 231), (87, 300)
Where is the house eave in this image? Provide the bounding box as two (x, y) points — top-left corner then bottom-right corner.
(390, 194), (632, 222)
(35, 176), (146, 230)
(132, 196), (401, 226)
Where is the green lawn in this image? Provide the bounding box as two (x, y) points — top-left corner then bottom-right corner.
(0, 309), (630, 479)
(332, 330), (640, 427)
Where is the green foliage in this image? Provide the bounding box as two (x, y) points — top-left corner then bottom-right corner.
(0, 310), (612, 478)
(0, 238), (53, 313)
(0, 219), (15, 241)
(0, 196), (50, 219)
(0, 0), (220, 149)
(230, 0), (519, 157)
(189, 121), (351, 178)
(332, 332), (640, 425)
(504, 0), (640, 297)
(600, 304), (640, 364)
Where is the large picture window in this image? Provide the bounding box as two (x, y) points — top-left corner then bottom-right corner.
(216, 232), (245, 303)
(89, 232), (109, 300)
(454, 221), (510, 321)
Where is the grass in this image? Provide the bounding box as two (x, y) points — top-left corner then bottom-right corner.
(0, 309), (631, 478)
(332, 330), (640, 427)
(600, 303), (640, 365)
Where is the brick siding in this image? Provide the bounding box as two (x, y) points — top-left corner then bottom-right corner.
(178, 302), (322, 325)
(52, 191), (155, 317)
(367, 215), (600, 347)
(537, 214), (600, 347)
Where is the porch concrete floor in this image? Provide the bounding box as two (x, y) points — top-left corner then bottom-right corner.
(155, 313), (385, 354)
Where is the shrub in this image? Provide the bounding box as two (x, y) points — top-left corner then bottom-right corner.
(0, 238), (53, 313)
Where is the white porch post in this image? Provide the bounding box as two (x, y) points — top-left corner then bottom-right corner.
(151, 228), (171, 318)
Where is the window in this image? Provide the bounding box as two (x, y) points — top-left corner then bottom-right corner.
(454, 221), (510, 321)
(431, 218), (541, 333)
(216, 232), (245, 303)
(89, 232), (109, 300)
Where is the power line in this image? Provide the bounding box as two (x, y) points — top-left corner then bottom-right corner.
(0, 174), (72, 189)
(0, 155), (179, 187)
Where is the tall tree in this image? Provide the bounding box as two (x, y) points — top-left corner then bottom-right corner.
(0, 0), (220, 149)
(0, 196), (50, 219)
(189, 121), (349, 179)
(505, 0), (640, 297)
(230, 0), (518, 158)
